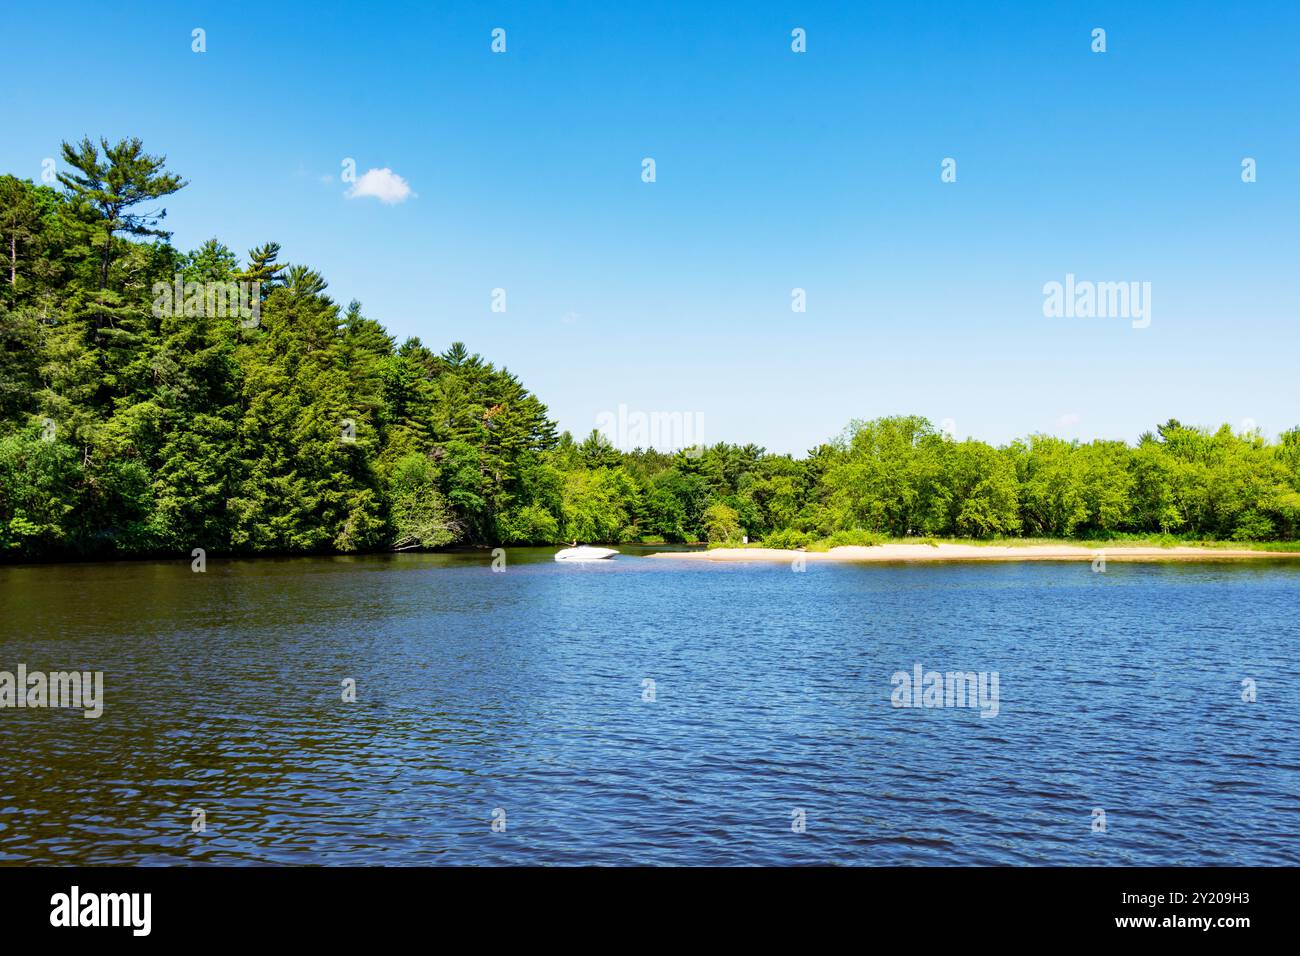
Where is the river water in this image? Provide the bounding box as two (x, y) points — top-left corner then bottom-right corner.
(1, 549), (1297, 865)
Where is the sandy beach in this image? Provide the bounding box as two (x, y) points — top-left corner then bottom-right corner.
(647, 544), (1300, 564)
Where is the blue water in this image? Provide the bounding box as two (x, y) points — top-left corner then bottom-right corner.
(1, 550), (1297, 865)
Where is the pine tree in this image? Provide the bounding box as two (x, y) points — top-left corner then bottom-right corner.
(0, 175), (41, 295)
(57, 137), (186, 291)
(235, 242), (286, 296)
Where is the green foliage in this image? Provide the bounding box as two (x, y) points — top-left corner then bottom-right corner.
(761, 527), (813, 550)
(702, 501), (742, 546)
(387, 454), (458, 549)
(561, 469), (633, 543)
(498, 503), (560, 544)
(3, 140), (1299, 561)
(806, 529), (889, 551)
(0, 431), (81, 556)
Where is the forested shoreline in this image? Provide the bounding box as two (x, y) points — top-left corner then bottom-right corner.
(2, 139), (1300, 562)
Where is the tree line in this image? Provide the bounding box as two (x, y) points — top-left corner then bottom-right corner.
(3, 139), (1299, 561)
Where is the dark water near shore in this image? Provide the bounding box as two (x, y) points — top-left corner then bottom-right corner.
(1, 549), (1298, 865)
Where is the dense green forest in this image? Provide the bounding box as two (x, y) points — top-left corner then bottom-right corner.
(2, 139), (1300, 561)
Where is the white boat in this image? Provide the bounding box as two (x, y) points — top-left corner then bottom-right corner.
(554, 546), (619, 562)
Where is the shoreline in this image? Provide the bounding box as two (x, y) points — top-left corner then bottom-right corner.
(645, 543), (1300, 564)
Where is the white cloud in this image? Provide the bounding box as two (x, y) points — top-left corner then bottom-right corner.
(1056, 413), (1081, 429)
(346, 167), (415, 204)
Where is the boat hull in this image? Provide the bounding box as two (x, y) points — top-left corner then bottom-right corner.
(554, 546), (618, 562)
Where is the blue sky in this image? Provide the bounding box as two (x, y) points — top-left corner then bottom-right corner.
(4, 1), (1297, 454)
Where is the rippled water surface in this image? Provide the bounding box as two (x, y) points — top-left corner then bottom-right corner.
(1, 550), (1298, 865)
